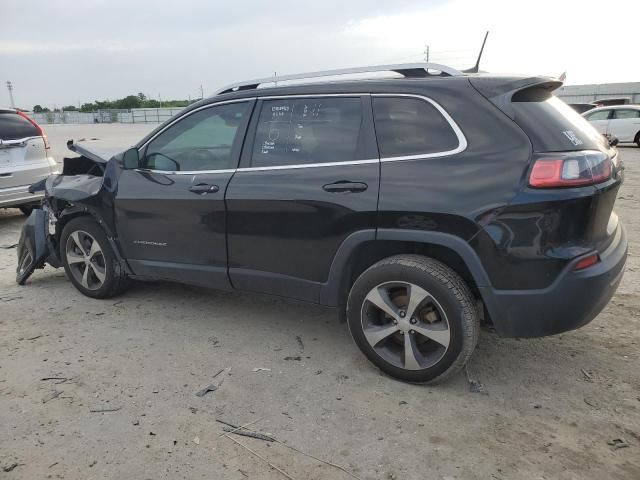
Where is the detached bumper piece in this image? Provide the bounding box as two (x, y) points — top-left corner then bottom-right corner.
(481, 224), (628, 338)
(16, 208), (61, 285)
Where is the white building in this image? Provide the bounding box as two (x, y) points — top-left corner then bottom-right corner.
(555, 82), (640, 104)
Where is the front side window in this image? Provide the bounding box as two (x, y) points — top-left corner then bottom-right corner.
(251, 97), (362, 167)
(372, 97), (459, 158)
(585, 109), (611, 121)
(613, 109), (640, 119)
(143, 102), (250, 171)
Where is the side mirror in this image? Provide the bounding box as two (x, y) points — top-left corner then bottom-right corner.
(122, 147), (140, 169)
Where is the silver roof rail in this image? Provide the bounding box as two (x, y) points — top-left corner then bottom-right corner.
(215, 63), (464, 95)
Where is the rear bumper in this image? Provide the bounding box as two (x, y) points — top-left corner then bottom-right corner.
(480, 224), (627, 338)
(0, 184), (43, 207)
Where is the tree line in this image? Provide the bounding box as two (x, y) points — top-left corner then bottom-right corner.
(32, 93), (195, 113)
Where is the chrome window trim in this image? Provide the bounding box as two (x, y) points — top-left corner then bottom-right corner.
(135, 168), (237, 175)
(371, 93), (467, 162)
(137, 93), (467, 174)
(237, 159), (378, 173)
(138, 98), (255, 151)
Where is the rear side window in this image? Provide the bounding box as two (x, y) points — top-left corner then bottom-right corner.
(251, 97), (362, 167)
(613, 109), (640, 119)
(0, 112), (39, 141)
(511, 95), (607, 151)
(585, 110), (611, 121)
(372, 97), (459, 158)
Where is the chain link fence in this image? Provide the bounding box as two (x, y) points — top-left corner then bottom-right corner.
(27, 107), (186, 125)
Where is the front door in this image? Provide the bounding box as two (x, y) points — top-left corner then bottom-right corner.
(114, 99), (254, 288)
(225, 95), (379, 302)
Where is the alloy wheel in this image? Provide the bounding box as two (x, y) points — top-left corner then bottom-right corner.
(65, 230), (107, 291)
(360, 281), (451, 370)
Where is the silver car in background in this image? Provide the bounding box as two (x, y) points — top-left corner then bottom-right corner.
(0, 108), (58, 215)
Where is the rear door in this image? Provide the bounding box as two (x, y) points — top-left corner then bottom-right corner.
(0, 111), (50, 203)
(583, 108), (612, 137)
(114, 99), (254, 288)
(225, 95), (379, 302)
(609, 108), (640, 142)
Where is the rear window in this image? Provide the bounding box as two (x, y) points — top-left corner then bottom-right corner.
(0, 112), (40, 141)
(511, 94), (607, 152)
(372, 97), (459, 158)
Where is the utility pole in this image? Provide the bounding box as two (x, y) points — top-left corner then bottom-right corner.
(6, 81), (15, 109)
(158, 93), (162, 108)
(423, 45), (430, 62)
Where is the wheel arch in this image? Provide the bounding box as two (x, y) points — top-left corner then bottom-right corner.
(320, 228), (493, 319)
(54, 204), (131, 275)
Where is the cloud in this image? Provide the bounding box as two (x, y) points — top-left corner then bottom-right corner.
(1, 0), (637, 108)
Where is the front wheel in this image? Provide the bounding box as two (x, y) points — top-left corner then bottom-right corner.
(60, 216), (130, 298)
(347, 255), (479, 384)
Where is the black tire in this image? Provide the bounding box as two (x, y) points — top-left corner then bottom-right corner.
(635, 131), (640, 148)
(347, 254), (479, 384)
(19, 205), (36, 216)
(60, 216), (130, 299)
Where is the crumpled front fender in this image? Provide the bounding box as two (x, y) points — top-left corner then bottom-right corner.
(16, 208), (61, 285)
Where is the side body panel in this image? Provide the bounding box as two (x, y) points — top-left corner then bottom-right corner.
(225, 95), (380, 302)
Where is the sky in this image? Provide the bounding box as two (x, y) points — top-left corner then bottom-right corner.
(2, 0), (638, 109)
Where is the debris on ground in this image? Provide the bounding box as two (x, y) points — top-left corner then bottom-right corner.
(89, 406), (122, 412)
(27, 335), (42, 341)
(2, 462), (20, 472)
(607, 438), (629, 450)
(42, 390), (62, 403)
(252, 367), (271, 372)
(0, 243), (17, 249)
(193, 436), (200, 445)
(133, 419), (140, 426)
(89, 460), (97, 467)
(195, 384), (218, 397)
(284, 356), (301, 361)
(581, 368), (594, 382)
(465, 364), (487, 394)
(217, 417), (363, 479)
(295, 335), (304, 352)
(223, 426), (276, 442)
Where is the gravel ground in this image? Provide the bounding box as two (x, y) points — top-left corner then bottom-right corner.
(0, 126), (639, 479)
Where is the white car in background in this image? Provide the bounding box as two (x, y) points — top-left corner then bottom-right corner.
(0, 108), (58, 215)
(583, 105), (640, 147)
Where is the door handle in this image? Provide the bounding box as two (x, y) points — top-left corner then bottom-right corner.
(322, 181), (368, 193)
(189, 183), (219, 194)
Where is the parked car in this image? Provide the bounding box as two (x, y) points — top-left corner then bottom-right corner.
(583, 105), (640, 147)
(16, 64), (627, 384)
(0, 108), (58, 214)
(568, 103), (596, 114)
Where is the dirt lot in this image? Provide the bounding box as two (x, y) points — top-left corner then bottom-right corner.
(1, 126), (638, 479)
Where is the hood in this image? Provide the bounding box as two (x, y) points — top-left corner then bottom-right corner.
(67, 138), (129, 163)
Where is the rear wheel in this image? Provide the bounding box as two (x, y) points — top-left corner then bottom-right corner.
(635, 131), (640, 148)
(61, 217), (130, 298)
(347, 254), (479, 384)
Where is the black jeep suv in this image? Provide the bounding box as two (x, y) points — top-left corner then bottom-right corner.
(17, 64), (627, 383)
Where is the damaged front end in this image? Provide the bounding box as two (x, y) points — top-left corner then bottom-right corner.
(15, 142), (114, 285)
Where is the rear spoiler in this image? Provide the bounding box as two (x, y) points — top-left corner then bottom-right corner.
(469, 76), (562, 119)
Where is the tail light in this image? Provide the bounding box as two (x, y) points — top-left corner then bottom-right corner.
(529, 150), (611, 188)
(16, 110), (50, 150)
